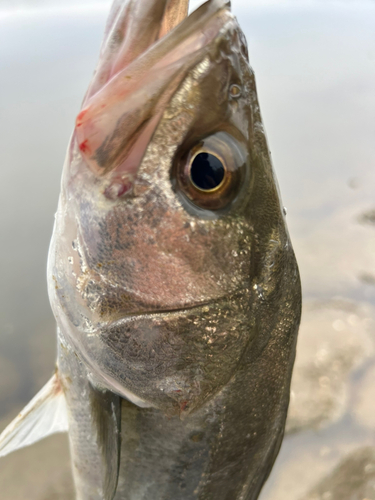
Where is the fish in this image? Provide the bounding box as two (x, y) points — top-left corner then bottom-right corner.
(0, 0), (301, 499)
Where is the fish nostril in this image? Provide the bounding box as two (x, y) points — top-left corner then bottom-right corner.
(229, 84), (242, 99)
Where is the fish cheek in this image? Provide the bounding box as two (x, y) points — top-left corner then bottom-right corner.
(74, 197), (224, 312)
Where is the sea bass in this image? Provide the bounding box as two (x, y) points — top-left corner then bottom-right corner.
(0, 1), (301, 499)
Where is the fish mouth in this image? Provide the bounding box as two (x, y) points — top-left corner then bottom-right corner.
(75, 0), (235, 181)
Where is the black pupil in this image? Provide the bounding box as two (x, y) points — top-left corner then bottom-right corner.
(190, 153), (225, 191)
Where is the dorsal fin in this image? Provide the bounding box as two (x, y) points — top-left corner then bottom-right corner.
(0, 372), (68, 458)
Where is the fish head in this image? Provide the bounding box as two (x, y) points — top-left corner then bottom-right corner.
(49, 0), (300, 417)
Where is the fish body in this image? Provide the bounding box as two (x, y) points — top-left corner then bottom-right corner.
(0, 1), (301, 499)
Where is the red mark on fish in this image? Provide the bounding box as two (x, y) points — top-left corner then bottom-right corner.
(79, 140), (90, 154)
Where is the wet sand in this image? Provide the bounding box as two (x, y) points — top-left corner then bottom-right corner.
(0, 1), (374, 498)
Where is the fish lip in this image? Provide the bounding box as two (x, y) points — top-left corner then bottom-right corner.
(75, 0), (236, 177)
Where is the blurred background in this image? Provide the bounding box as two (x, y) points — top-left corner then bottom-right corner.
(0, 0), (374, 498)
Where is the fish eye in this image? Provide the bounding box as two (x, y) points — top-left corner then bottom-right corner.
(173, 132), (248, 212)
(189, 152), (226, 192)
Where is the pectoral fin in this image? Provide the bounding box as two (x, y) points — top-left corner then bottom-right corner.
(90, 385), (122, 500)
(0, 372), (68, 458)
(58, 339), (121, 500)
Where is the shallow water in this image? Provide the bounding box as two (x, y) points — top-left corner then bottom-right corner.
(0, 1), (374, 498)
